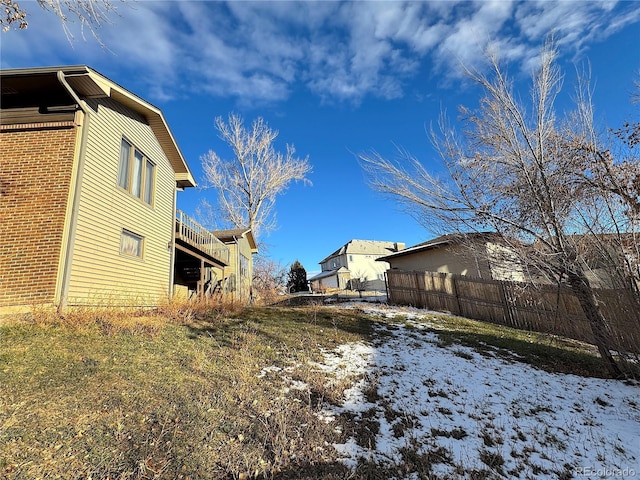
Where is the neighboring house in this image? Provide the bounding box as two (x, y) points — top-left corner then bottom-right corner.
(541, 233), (640, 290)
(309, 239), (405, 292)
(308, 267), (351, 292)
(0, 65), (228, 310)
(377, 233), (526, 282)
(212, 228), (258, 301)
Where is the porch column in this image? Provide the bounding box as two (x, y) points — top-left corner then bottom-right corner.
(199, 258), (205, 297)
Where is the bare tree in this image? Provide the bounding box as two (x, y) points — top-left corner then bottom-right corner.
(1, 0), (122, 40)
(347, 270), (369, 298)
(360, 41), (639, 377)
(201, 113), (312, 243)
(1, 0), (27, 30)
(252, 255), (287, 305)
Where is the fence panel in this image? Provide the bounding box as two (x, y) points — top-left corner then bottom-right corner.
(385, 270), (640, 352)
(455, 276), (508, 324)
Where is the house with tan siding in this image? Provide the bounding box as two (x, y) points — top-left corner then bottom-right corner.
(377, 233), (526, 282)
(0, 65), (228, 311)
(212, 228), (258, 301)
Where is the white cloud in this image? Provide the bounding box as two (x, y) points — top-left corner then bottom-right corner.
(513, 0), (628, 51)
(432, 0), (515, 77)
(1, 0), (638, 106)
(0, 1), (180, 99)
(102, 3), (179, 97)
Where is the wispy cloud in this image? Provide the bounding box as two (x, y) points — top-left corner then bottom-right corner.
(1, 0), (637, 105)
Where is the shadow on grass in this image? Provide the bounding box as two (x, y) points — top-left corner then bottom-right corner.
(259, 456), (440, 480)
(223, 458), (405, 480)
(183, 305), (639, 379)
(413, 321), (640, 379)
(218, 461), (352, 480)
(183, 306), (377, 349)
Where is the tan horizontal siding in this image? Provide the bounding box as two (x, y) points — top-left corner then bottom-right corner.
(67, 97), (175, 306)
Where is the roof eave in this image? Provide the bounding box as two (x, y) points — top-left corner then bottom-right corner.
(104, 81), (196, 188)
(2, 65), (198, 189)
(211, 228), (259, 254)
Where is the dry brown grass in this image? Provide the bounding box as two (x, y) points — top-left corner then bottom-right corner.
(24, 294), (248, 335)
(157, 293), (246, 324)
(2, 301), (630, 479)
(0, 303), (373, 479)
(29, 303), (166, 335)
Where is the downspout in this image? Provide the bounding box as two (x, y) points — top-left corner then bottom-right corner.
(56, 70), (91, 312)
(474, 254), (484, 280)
(233, 234), (240, 301)
(168, 186), (179, 300)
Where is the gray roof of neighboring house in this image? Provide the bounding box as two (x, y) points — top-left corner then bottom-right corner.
(376, 232), (499, 262)
(319, 239), (405, 264)
(308, 267), (349, 281)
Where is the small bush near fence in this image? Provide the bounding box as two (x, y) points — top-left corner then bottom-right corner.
(386, 270), (640, 354)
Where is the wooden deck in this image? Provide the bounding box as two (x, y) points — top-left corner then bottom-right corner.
(175, 210), (229, 266)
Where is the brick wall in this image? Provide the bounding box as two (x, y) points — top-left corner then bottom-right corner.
(0, 122), (77, 306)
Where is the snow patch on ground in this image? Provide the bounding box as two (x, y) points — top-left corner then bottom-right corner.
(311, 305), (640, 478)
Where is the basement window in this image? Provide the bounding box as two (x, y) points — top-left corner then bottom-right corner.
(120, 229), (144, 258)
(118, 138), (155, 205)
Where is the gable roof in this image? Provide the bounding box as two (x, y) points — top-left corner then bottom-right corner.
(376, 232), (499, 262)
(308, 267), (350, 281)
(0, 65), (196, 188)
(319, 239), (405, 264)
(212, 228), (258, 254)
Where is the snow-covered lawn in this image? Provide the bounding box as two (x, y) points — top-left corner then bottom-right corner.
(306, 304), (639, 478)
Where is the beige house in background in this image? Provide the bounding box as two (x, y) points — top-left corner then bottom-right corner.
(0, 65), (229, 311)
(309, 239), (405, 292)
(308, 267), (351, 292)
(377, 233), (526, 282)
(212, 228), (258, 301)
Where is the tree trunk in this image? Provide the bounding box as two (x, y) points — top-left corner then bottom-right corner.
(567, 271), (623, 378)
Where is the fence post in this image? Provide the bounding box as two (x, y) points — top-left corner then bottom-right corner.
(450, 273), (463, 316)
(499, 280), (514, 326)
(384, 271), (390, 303)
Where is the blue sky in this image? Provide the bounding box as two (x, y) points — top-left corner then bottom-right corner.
(2, 1), (639, 274)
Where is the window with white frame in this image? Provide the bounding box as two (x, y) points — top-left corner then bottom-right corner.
(118, 138), (155, 205)
(240, 254), (249, 278)
(120, 229), (144, 258)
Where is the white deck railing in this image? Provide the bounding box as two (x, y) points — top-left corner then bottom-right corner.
(175, 210), (229, 265)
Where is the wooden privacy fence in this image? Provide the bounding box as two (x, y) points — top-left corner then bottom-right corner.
(386, 270), (640, 353)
